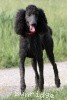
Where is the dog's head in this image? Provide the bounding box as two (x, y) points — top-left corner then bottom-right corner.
(25, 5), (39, 34)
(15, 5), (47, 36)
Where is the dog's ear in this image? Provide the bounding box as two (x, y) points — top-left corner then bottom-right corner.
(14, 9), (26, 36)
(37, 8), (48, 33)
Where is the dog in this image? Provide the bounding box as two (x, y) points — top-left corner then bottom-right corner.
(15, 5), (60, 94)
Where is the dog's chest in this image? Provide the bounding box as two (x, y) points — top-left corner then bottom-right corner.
(20, 35), (42, 58)
(27, 35), (42, 53)
(27, 36), (38, 49)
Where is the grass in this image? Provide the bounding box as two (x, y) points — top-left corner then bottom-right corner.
(0, 0), (67, 68)
(0, 86), (67, 100)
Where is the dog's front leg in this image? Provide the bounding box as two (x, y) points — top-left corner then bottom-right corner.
(37, 56), (44, 92)
(19, 51), (26, 94)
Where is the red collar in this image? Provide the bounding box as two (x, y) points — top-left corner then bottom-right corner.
(26, 32), (35, 35)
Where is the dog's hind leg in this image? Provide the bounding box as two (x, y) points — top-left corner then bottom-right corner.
(46, 50), (60, 88)
(45, 35), (60, 88)
(31, 58), (39, 90)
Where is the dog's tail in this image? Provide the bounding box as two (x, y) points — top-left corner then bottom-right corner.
(48, 26), (52, 36)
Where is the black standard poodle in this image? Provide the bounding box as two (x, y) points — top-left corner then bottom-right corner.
(15, 5), (60, 94)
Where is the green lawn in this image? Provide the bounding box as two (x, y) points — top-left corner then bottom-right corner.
(0, 0), (67, 68)
(1, 86), (67, 100)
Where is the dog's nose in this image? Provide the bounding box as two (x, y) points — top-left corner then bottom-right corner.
(31, 23), (36, 27)
(29, 15), (37, 26)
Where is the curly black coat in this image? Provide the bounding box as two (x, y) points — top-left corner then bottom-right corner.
(15, 5), (60, 94)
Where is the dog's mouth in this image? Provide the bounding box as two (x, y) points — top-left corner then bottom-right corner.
(30, 25), (36, 33)
(26, 25), (36, 35)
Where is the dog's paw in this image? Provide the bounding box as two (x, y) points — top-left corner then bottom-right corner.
(55, 78), (61, 88)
